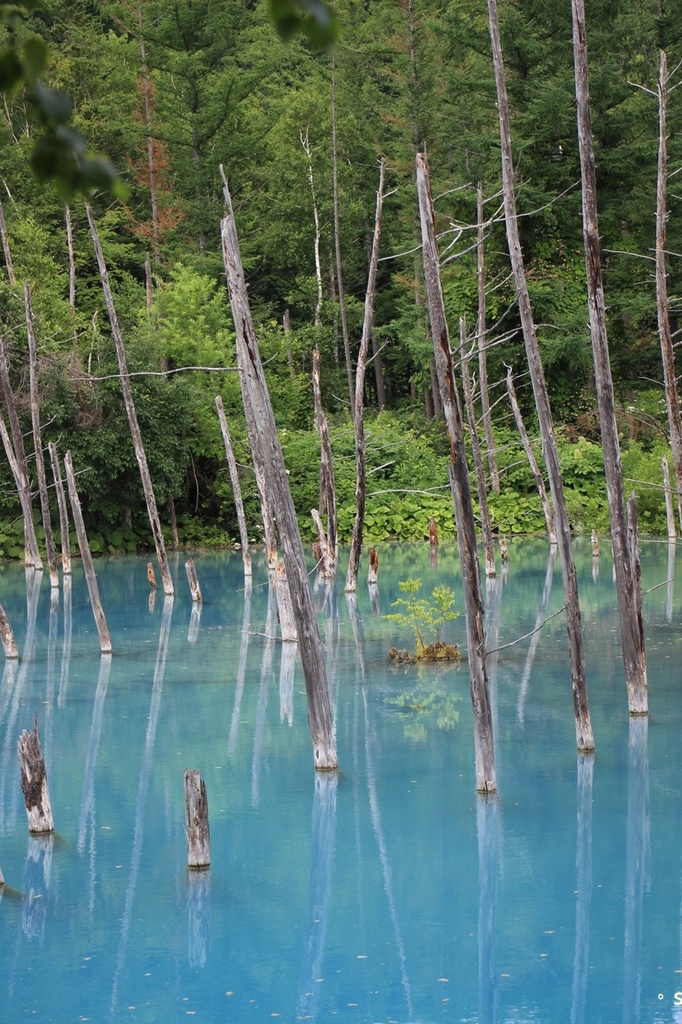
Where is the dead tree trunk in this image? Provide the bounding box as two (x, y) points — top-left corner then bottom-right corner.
(215, 395), (252, 578)
(476, 184), (500, 492)
(331, 57), (354, 409)
(300, 128), (324, 327)
(184, 769), (210, 870)
(345, 159), (386, 593)
(367, 547), (379, 585)
(488, 0), (594, 750)
(0, 603), (19, 659)
(218, 169), (278, 571)
(65, 206), (76, 320)
(459, 317), (496, 577)
(0, 337), (42, 569)
(505, 366), (557, 545)
(86, 204), (173, 596)
(312, 350), (337, 575)
(220, 176), (337, 771)
(48, 442), (71, 574)
(662, 456), (676, 539)
(571, 0), (647, 715)
(185, 559), (202, 603)
(0, 199), (15, 285)
(137, 0), (161, 266)
(416, 152), (496, 794)
(25, 282), (59, 588)
(18, 716), (54, 834)
(654, 51), (682, 532)
(275, 562), (298, 641)
(64, 451), (113, 654)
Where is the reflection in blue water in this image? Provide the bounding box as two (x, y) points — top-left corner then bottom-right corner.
(0, 539), (681, 1023)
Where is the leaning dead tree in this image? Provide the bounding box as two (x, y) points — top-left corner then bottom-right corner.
(64, 451), (113, 654)
(311, 349), (337, 577)
(488, 0), (594, 751)
(417, 152), (496, 794)
(215, 395), (252, 578)
(346, 158), (386, 594)
(220, 175), (337, 771)
(505, 366), (557, 545)
(459, 317), (496, 577)
(86, 203), (174, 597)
(571, 0), (647, 715)
(26, 282), (59, 588)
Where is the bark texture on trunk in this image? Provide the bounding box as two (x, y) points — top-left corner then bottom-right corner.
(571, 0), (647, 714)
(346, 159), (385, 593)
(18, 716), (54, 834)
(220, 177), (337, 771)
(417, 152), (496, 793)
(184, 769), (210, 869)
(488, 0), (594, 749)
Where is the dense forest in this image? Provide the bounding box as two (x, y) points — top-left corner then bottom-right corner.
(1, 0), (681, 557)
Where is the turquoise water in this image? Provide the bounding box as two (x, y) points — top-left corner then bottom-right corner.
(0, 539), (681, 1024)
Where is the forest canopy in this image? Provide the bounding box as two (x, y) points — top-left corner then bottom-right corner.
(0, 0), (680, 553)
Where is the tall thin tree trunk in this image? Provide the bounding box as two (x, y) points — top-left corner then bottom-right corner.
(416, 152), (496, 794)
(571, 0), (647, 715)
(345, 159), (385, 593)
(459, 317), (496, 577)
(65, 206), (76, 320)
(48, 442), (71, 574)
(137, 3), (161, 266)
(488, 0), (594, 751)
(312, 349), (337, 575)
(300, 128), (324, 327)
(655, 50), (682, 532)
(218, 168), (278, 570)
(0, 335), (42, 568)
(25, 282), (59, 588)
(86, 203), (174, 596)
(505, 366), (557, 545)
(331, 57), (354, 408)
(476, 184), (500, 492)
(0, 199), (14, 285)
(215, 395), (252, 578)
(220, 175), (337, 772)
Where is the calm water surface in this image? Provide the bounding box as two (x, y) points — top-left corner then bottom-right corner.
(0, 539), (681, 1024)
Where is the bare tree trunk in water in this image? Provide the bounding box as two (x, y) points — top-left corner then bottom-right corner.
(417, 153), (496, 794)
(300, 128), (324, 327)
(312, 349), (337, 575)
(476, 184), (500, 492)
(654, 51), (682, 532)
(86, 203), (174, 596)
(459, 317), (496, 577)
(488, 0), (594, 750)
(571, 0), (647, 715)
(505, 366), (557, 545)
(346, 159), (385, 593)
(220, 174), (337, 771)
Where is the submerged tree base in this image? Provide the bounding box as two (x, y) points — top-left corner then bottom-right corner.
(389, 642), (461, 665)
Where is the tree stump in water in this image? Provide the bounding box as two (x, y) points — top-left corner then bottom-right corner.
(0, 603), (19, 659)
(367, 547), (379, 585)
(147, 563), (157, 589)
(184, 769), (210, 869)
(18, 716), (54, 834)
(185, 559), (203, 603)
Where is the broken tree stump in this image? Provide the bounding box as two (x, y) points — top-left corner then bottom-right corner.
(184, 769), (210, 869)
(147, 563), (157, 589)
(18, 716), (54, 834)
(428, 518), (438, 546)
(185, 559), (203, 603)
(0, 602), (19, 659)
(367, 547), (379, 585)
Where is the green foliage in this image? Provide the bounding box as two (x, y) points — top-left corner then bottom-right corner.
(385, 577), (459, 660)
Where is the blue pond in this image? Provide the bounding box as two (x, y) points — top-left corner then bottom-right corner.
(0, 539), (681, 1023)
